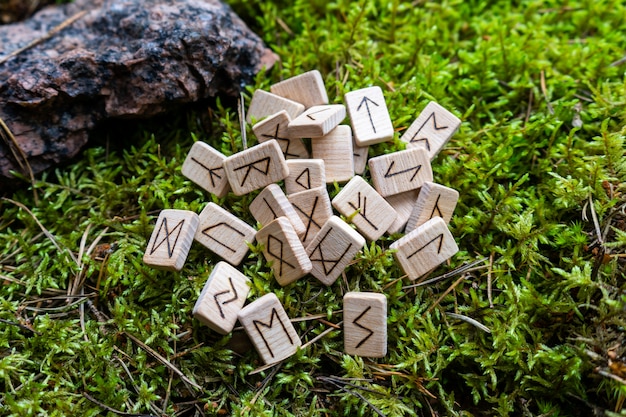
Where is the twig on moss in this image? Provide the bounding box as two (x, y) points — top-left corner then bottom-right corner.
(82, 392), (157, 417)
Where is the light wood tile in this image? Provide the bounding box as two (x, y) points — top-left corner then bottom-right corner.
(390, 217), (458, 280)
(252, 110), (309, 160)
(384, 189), (419, 235)
(256, 217), (312, 286)
(270, 70), (328, 108)
(194, 203), (256, 265)
(331, 176), (397, 241)
(287, 187), (333, 247)
(249, 184), (306, 238)
(181, 142), (230, 198)
(368, 147), (433, 197)
(287, 104), (346, 138)
(405, 181), (459, 233)
(246, 90), (305, 124)
(343, 292), (387, 357)
(344, 86), (394, 146)
(284, 159), (326, 195)
(305, 216), (365, 286)
(192, 262), (250, 334)
(223, 140), (289, 196)
(400, 101), (462, 160)
(352, 138), (369, 175)
(311, 125), (354, 184)
(238, 293), (302, 364)
(143, 210), (199, 272)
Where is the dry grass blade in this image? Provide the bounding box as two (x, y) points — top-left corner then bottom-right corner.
(402, 257), (488, 290)
(445, 312), (491, 333)
(301, 320), (343, 350)
(0, 117), (38, 204)
(82, 392), (158, 417)
(317, 376), (386, 417)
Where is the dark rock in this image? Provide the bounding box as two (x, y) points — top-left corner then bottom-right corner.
(0, 0), (277, 189)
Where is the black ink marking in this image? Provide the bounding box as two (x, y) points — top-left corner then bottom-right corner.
(353, 305), (375, 348)
(261, 124), (300, 158)
(408, 111), (449, 150)
(295, 168), (311, 190)
(191, 157), (223, 188)
(263, 197), (279, 219)
(150, 218), (184, 257)
(292, 196), (322, 243)
(267, 234), (295, 276)
(407, 233), (444, 259)
(429, 194), (443, 219)
(201, 222), (245, 253)
(253, 307), (294, 358)
(348, 192), (378, 231)
(309, 227), (353, 276)
(233, 156), (271, 187)
(306, 107), (331, 120)
(213, 277), (238, 319)
(383, 160), (422, 182)
(356, 96), (380, 133)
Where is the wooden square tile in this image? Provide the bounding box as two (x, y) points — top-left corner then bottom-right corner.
(400, 101), (461, 160)
(181, 142), (230, 198)
(384, 189), (419, 235)
(252, 110), (309, 160)
(287, 187), (333, 247)
(143, 210), (199, 272)
(405, 181), (459, 233)
(344, 86), (394, 146)
(284, 159), (326, 195)
(288, 104), (346, 138)
(368, 147), (433, 197)
(352, 138), (369, 175)
(246, 90), (305, 124)
(343, 292), (387, 357)
(270, 70), (328, 108)
(311, 125), (354, 184)
(249, 184), (306, 238)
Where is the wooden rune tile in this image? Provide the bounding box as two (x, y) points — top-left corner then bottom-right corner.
(400, 101), (462, 160)
(368, 147), (433, 197)
(194, 202), (257, 265)
(390, 217), (458, 280)
(305, 216), (366, 286)
(181, 141), (230, 198)
(246, 90), (305, 124)
(405, 181), (459, 233)
(223, 140), (289, 196)
(287, 104), (346, 138)
(352, 138), (369, 175)
(331, 176), (397, 241)
(311, 125), (354, 184)
(143, 210), (199, 272)
(384, 189), (419, 235)
(343, 292), (387, 357)
(270, 69), (329, 109)
(192, 261), (250, 334)
(249, 184), (306, 238)
(252, 111), (309, 160)
(238, 293), (302, 364)
(256, 217), (312, 286)
(287, 187), (333, 247)
(284, 159), (326, 195)
(344, 86), (394, 146)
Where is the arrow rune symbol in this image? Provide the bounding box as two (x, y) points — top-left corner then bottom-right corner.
(356, 96), (379, 133)
(150, 217), (184, 257)
(233, 156), (271, 187)
(348, 192), (378, 231)
(213, 277), (238, 319)
(384, 160), (422, 182)
(408, 112), (449, 151)
(353, 305), (375, 348)
(306, 107), (330, 120)
(309, 227), (353, 276)
(191, 157), (223, 188)
(261, 124), (299, 158)
(267, 234), (295, 276)
(407, 233), (444, 259)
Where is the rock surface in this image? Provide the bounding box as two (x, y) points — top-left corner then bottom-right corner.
(0, 0), (277, 190)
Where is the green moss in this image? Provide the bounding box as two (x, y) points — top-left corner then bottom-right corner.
(1, 0), (626, 415)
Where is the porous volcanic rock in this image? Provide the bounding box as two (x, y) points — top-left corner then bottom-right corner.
(0, 0), (277, 190)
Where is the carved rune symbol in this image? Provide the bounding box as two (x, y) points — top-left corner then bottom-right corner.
(233, 156), (271, 186)
(201, 222), (245, 253)
(262, 124), (299, 158)
(429, 194), (443, 219)
(213, 277), (238, 319)
(309, 227), (353, 276)
(306, 108), (330, 120)
(409, 112), (449, 151)
(348, 192), (378, 230)
(191, 157), (223, 187)
(407, 233), (444, 259)
(150, 218), (184, 257)
(292, 196), (322, 243)
(353, 305), (375, 348)
(263, 198), (279, 219)
(295, 168), (311, 190)
(267, 235), (295, 276)
(253, 308), (294, 358)
(356, 96), (379, 133)
(384, 160), (422, 182)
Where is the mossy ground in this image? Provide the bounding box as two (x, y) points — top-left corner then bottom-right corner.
(1, 0), (626, 416)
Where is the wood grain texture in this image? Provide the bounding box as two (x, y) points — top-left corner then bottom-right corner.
(249, 184), (306, 238)
(237, 293), (302, 364)
(270, 69), (329, 108)
(305, 216), (365, 286)
(399, 101), (461, 160)
(343, 292), (387, 357)
(284, 159), (326, 195)
(223, 140), (289, 196)
(311, 125), (354, 184)
(256, 217), (312, 286)
(384, 189), (419, 235)
(405, 181), (459, 233)
(194, 202), (256, 265)
(246, 90), (305, 124)
(352, 138), (369, 175)
(143, 209), (199, 271)
(390, 216), (458, 280)
(252, 110), (309, 160)
(344, 86), (394, 146)
(287, 186), (333, 247)
(368, 147), (433, 197)
(192, 261), (250, 334)
(181, 141), (231, 198)
(331, 175), (397, 241)
(287, 104), (346, 138)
